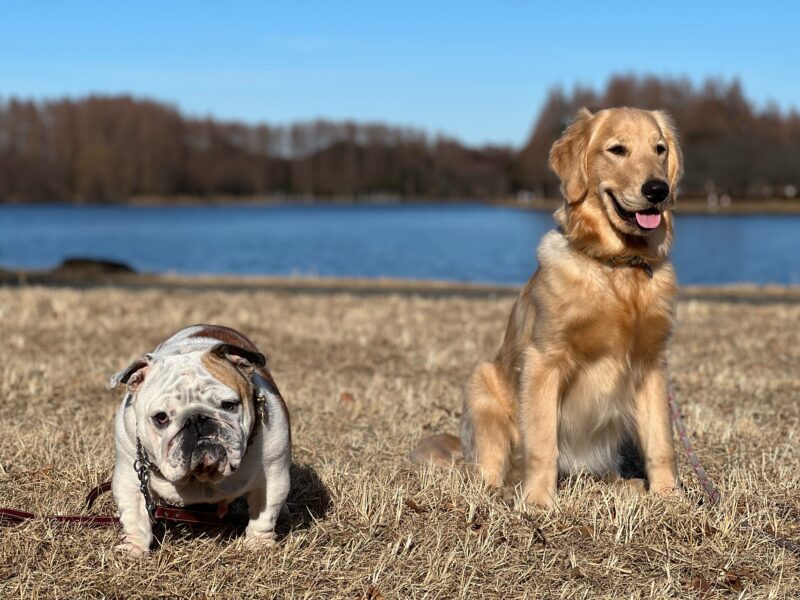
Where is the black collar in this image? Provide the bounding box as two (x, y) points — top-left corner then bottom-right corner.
(606, 254), (654, 278)
(556, 226), (655, 278)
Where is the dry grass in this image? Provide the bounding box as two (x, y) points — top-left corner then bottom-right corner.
(0, 286), (798, 599)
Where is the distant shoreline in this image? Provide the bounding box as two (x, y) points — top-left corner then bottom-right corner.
(490, 197), (800, 215)
(1, 263), (798, 302)
(2, 196), (800, 214)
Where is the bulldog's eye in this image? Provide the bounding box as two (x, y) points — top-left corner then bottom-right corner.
(220, 400), (240, 411)
(607, 144), (627, 156)
(656, 143), (667, 155)
(151, 412), (170, 427)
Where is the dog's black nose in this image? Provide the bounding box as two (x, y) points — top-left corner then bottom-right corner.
(188, 413), (218, 436)
(642, 179), (669, 204)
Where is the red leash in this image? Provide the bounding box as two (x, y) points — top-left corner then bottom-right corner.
(668, 383), (721, 505)
(0, 480), (230, 528)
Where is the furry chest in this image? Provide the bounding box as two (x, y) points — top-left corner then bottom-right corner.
(563, 284), (673, 368)
(557, 357), (637, 476)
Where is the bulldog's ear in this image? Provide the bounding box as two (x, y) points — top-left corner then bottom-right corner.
(209, 343), (266, 377)
(549, 108), (596, 204)
(109, 355), (150, 391)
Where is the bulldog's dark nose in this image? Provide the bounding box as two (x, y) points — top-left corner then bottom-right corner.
(188, 413), (217, 436)
(642, 179), (669, 204)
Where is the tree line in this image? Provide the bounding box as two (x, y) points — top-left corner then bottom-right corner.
(1, 75), (798, 202)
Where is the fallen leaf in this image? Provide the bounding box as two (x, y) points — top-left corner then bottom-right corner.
(721, 567), (752, 592)
(690, 575), (712, 597)
(365, 585), (384, 600)
(439, 502), (465, 515)
(575, 525), (593, 538)
(404, 498), (427, 514)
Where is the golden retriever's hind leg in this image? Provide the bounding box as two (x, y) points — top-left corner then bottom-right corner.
(461, 362), (517, 489)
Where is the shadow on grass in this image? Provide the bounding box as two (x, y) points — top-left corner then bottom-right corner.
(154, 462), (331, 547)
(279, 462), (333, 535)
(619, 437), (647, 481)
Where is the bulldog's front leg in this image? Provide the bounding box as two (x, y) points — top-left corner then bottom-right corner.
(244, 462), (291, 549)
(112, 460), (153, 557)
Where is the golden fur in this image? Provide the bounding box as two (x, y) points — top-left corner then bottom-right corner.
(413, 107), (684, 507)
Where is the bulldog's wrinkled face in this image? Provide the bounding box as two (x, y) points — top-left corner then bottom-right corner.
(132, 351), (255, 484)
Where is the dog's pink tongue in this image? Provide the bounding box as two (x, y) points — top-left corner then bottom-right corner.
(635, 212), (662, 229)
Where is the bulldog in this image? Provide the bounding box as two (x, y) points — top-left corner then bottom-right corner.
(109, 324), (291, 556)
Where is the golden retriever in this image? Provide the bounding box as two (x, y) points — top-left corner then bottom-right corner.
(411, 107), (684, 507)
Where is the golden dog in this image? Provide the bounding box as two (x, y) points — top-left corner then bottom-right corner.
(411, 107), (683, 507)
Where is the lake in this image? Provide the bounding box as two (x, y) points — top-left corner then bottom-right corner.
(0, 203), (798, 285)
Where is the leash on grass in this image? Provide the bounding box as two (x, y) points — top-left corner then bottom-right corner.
(668, 382), (721, 505)
(0, 480), (233, 528)
(668, 380), (800, 556)
(0, 391), (272, 529)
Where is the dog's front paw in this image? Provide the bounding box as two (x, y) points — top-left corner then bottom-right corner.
(115, 539), (150, 557)
(614, 477), (647, 496)
(243, 530), (278, 550)
(652, 484), (683, 499)
(523, 485), (555, 508)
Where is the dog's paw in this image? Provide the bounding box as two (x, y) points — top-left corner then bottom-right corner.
(489, 485), (516, 503)
(523, 486), (555, 509)
(243, 530), (278, 550)
(114, 540), (150, 557)
(653, 485), (683, 500)
(616, 477), (648, 496)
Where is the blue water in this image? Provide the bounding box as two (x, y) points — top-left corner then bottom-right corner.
(0, 203), (798, 285)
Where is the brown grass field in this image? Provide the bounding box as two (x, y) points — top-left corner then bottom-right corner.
(0, 285), (798, 599)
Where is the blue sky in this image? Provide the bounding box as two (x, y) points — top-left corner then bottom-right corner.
(1, 1), (797, 147)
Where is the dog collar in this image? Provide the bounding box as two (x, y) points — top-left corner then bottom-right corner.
(607, 255), (654, 278)
(134, 437), (158, 521)
(556, 225), (654, 278)
(247, 389), (268, 447)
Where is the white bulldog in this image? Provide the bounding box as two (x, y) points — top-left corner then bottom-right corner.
(109, 324), (291, 556)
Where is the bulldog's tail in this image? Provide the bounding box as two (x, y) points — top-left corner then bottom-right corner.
(408, 433), (463, 467)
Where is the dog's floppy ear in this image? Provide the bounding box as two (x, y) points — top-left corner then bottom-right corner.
(549, 108), (596, 204)
(209, 343), (267, 378)
(651, 110), (684, 197)
(109, 355), (150, 391)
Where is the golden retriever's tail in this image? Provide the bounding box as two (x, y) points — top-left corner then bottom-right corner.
(408, 433), (463, 467)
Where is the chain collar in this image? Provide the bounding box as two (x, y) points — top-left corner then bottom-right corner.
(134, 437), (158, 522)
(246, 390), (268, 447)
(134, 389), (269, 522)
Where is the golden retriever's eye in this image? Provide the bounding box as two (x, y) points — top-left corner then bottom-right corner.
(656, 144), (667, 155)
(607, 144), (627, 156)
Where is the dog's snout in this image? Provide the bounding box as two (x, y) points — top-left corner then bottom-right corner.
(642, 179), (669, 204)
(184, 412), (221, 440)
